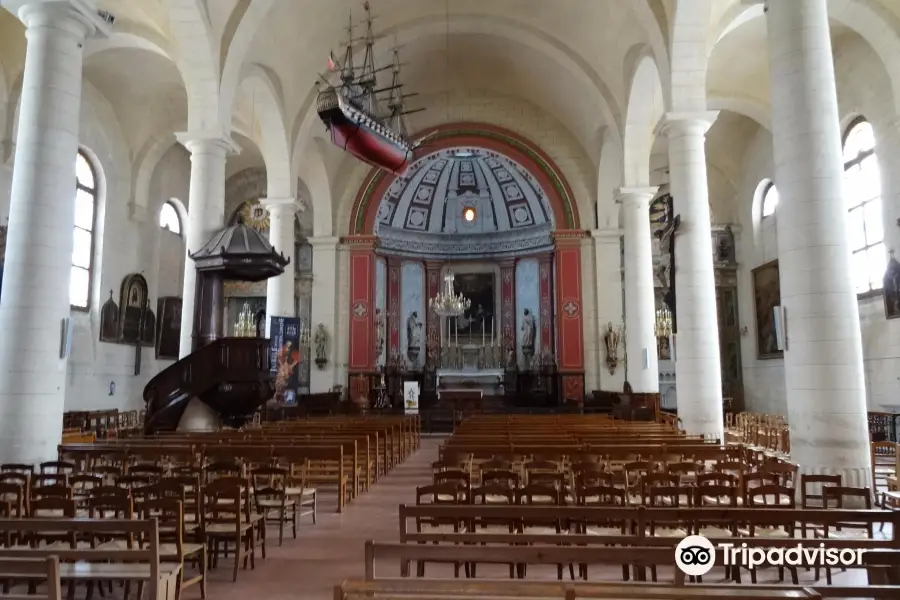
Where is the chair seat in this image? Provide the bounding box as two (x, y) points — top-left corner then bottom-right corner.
(484, 494), (511, 504)
(523, 526), (565, 535)
(816, 529), (871, 540)
(645, 527), (687, 538)
(702, 495), (742, 506)
(160, 542), (205, 557)
(205, 522), (253, 534)
(748, 495), (793, 506)
(470, 525), (515, 533)
(738, 527), (792, 538)
(285, 487), (317, 497)
(585, 526), (625, 536)
(257, 498), (296, 508)
(657, 495), (692, 506)
(697, 526), (735, 537)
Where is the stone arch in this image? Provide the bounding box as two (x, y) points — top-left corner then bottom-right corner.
(712, 0), (900, 117)
(219, 0), (278, 126)
(132, 134), (178, 214)
(669, 0), (713, 112)
(349, 123), (580, 235)
(707, 94), (771, 132)
(297, 138), (333, 237)
(596, 127), (624, 230)
(83, 31), (174, 62)
(237, 64), (292, 199)
(627, 1), (671, 100)
(623, 50), (666, 187)
(166, 0), (222, 131)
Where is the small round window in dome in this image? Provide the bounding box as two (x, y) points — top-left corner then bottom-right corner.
(463, 207), (476, 222)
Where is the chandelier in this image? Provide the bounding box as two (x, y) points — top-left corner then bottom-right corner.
(429, 272), (471, 317)
(654, 306), (673, 338)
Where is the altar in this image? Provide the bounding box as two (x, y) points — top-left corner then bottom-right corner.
(436, 368), (504, 395)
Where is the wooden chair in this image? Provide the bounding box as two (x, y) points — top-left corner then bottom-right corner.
(201, 478), (258, 582)
(0, 556), (61, 600)
(414, 482), (468, 578)
(576, 486), (629, 581)
(252, 467), (297, 546)
(741, 485), (798, 584)
(139, 498), (206, 600)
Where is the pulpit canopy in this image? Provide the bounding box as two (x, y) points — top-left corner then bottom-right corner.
(189, 217), (290, 282)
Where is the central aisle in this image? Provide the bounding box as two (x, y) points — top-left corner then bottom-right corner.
(207, 437), (441, 600)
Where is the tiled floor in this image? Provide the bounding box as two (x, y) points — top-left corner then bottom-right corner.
(203, 437), (442, 600)
(200, 438), (872, 600)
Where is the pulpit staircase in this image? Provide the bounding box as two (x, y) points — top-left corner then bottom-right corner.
(142, 338), (274, 433)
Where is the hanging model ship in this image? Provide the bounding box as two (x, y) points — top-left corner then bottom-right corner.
(317, 2), (424, 174)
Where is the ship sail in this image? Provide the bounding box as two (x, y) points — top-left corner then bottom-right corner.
(316, 2), (419, 175)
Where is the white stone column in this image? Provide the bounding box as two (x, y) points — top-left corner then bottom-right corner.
(591, 229), (625, 391)
(0, 0), (106, 463)
(618, 187), (660, 393)
(663, 112), (724, 440)
(309, 236), (339, 392)
(766, 0), (870, 488)
(175, 132), (237, 358)
(261, 198), (299, 330)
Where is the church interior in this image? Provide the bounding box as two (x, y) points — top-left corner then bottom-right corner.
(0, 0), (900, 598)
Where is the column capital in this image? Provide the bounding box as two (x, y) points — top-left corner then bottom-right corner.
(309, 235), (339, 248)
(260, 197), (301, 215)
(175, 130), (241, 156)
(424, 260), (444, 271)
(497, 258), (517, 269)
(4, 0), (112, 38)
(615, 186), (659, 208)
(659, 111), (719, 138)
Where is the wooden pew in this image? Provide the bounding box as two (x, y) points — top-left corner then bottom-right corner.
(0, 556), (61, 600)
(336, 578), (821, 600)
(0, 518), (180, 600)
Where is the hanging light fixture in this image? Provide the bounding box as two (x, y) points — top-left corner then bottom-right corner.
(429, 272), (470, 317)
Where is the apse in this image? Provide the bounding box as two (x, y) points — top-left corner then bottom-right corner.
(374, 147), (555, 259)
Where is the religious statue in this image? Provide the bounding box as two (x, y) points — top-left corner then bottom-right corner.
(604, 321), (623, 375)
(521, 308), (536, 364)
(883, 252), (900, 319)
(653, 194), (680, 333)
(314, 323), (328, 369)
(374, 308), (385, 364)
(716, 225), (737, 264)
(406, 311), (422, 367)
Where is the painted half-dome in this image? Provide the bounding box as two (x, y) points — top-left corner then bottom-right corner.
(374, 147), (554, 258)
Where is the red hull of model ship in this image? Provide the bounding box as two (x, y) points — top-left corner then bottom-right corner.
(330, 120), (410, 175)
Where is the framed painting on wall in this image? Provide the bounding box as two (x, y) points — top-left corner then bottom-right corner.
(883, 256), (900, 319)
(751, 259), (783, 359)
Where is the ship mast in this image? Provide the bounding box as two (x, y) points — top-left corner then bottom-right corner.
(387, 48), (408, 139)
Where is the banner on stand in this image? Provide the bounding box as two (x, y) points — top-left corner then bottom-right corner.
(270, 316), (302, 404)
(403, 381), (420, 415)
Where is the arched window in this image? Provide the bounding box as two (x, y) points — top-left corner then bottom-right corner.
(71, 151), (97, 310)
(761, 182), (779, 218)
(159, 201), (182, 235)
(842, 118), (884, 294)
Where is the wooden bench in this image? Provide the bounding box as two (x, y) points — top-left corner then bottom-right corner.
(336, 578), (821, 600)
(0, 556), (61, 600)
(0, 518), (180, 600)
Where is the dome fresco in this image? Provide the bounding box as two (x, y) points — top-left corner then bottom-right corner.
(375, 147), (554, 236)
